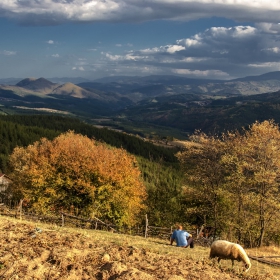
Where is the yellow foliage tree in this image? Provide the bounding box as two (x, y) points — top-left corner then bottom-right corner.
(178, 120), (280, 246)
(222, 120), (280, 246)
(9, 131), (147, 227)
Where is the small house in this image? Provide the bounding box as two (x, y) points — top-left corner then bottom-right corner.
(0, 174), (12, 192)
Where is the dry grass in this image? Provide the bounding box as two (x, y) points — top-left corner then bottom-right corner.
(0, 215), (279, 279)
(246, 246), (280, 277)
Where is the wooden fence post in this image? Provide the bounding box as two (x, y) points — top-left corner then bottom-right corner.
(197, 225), (204, 239)
(61, 214), (64, 227)
(145, 214), (148, 238)
(16, 199), (23, 220)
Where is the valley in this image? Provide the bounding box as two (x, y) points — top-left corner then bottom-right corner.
(1, 71), (280, 139)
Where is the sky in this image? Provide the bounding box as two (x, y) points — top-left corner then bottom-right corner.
(2, 0), (280, 81)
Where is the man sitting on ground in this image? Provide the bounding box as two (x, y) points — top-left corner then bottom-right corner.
(170, 224), (194, 248)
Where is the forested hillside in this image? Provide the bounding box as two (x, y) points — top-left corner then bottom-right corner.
(119, 90), (280, 134)
(0, 115), (184, 226)
(0, 115), (178, 171)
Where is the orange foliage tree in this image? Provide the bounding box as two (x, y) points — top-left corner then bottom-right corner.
(9, 131), (146, 226)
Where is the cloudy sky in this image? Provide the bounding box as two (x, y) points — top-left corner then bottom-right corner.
(2, 0), (280, 80)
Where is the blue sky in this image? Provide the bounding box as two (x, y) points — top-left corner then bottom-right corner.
(1, 1), (280, 80)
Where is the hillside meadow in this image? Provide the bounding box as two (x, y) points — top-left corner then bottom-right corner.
(0, 216), (279, 279)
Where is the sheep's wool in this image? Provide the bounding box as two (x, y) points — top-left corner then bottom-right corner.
(210, 240), (251, 272)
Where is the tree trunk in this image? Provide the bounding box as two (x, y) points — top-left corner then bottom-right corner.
(258, 225), (265, 247)
(258, 196), (265, 247)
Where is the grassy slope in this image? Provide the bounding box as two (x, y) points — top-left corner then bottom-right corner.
(0, 215), (278, 279)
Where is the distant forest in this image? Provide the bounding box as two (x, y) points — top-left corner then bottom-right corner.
(0, 115), (178, 171)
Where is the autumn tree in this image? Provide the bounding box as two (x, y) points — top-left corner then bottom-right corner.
(9, 131), (146, 227)
(222, 120), (280, 247)
(178, 121), (280, 247)
(176, 132), (231, 237)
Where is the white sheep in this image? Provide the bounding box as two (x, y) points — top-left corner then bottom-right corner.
(209, 240), (251, 273)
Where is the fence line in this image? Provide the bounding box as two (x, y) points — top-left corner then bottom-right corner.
(0, 203), (199, 241)
(2, 204), (280, 267)
(249, 255), (280, 267)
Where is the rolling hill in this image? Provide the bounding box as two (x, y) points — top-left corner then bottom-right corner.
(2, 72), (280, 137)
(51, 82), (102, 99)
(0, 77), (134, 118)
(16, 77), (58, 94)
(117, 89), (280, 134)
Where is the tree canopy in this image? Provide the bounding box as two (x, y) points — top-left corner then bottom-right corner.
(9, 131), (147, 227)
(177, 120), (280, 247)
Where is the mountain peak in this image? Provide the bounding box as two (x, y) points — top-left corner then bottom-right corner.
(16, 77), (37, 87)
(16, 77), (57, 93)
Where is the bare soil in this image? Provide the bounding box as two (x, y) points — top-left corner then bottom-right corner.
(0, 216), (278, 280)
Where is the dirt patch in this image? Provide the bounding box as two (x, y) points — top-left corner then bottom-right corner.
(0, 217), (275, 279)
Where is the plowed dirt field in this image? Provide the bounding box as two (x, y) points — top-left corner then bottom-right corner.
(0, 216), (278, 279)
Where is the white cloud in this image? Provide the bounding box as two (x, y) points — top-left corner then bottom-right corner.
(231, 26), (256, 38)
(136, 25), (260, 61)
(262, 47), (280, 53)
(105, 52), (148, 61)
(116, 43), (134, 47)
(181, 57), (208, 62)
(140, 47), (161, 55)
(2, 0), (280, 25)
(99, 24), (280, 79)
(2, 50), (17, 55)
(178, 38), (202, 47)
(139, 45), (185, 55)
(172, 68), (229, 78)
(166, 45), (185, 54)
(256, 23), (280, 34)
(47, 40), (54, 44)
(248, 62), (280, 68)
(72, 66), (85, 71)
(52, 54), (59, 57)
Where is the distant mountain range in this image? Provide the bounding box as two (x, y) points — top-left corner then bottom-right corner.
(0, 77), (92, 85)
(1, 71), (280, 137)
(2, 71), (280, 96)
(6, 77), (130, 102)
